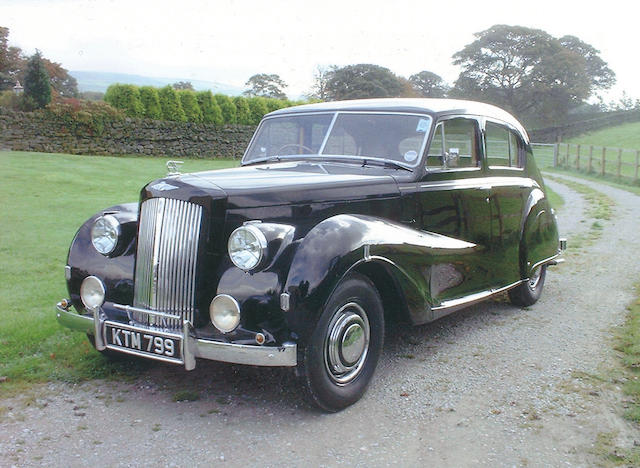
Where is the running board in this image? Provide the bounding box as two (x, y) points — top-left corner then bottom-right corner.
(431, 280), (524, 321)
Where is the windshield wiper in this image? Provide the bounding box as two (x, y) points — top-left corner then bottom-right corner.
(360, 158), (413, 172)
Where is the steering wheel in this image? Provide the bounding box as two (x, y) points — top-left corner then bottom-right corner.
(275, 143), (314, 155)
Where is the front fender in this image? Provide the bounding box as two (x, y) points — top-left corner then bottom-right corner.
(283, 214), (478, 340)
(66, 203), (139, 312)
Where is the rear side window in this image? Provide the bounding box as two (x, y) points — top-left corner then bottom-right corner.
(426, 118), (479, 169)
(485, 122), (523, 168)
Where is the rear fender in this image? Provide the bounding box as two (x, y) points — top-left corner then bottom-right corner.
(519, 188), (560, 277)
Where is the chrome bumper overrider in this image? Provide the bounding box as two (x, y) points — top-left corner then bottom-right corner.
(55, 302), (297, 369)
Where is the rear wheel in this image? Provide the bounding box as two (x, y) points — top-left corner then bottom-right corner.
(302, 273), (384, 412)
(509, 265), (547, 307)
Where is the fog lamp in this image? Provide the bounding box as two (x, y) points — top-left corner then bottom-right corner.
(209, 294), (241, 333)
(80, 276), (105, 310)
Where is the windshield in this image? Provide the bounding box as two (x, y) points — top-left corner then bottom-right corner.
(243, 112), (432, 167)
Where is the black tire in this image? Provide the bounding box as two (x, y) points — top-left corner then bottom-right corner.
(508, 265), (547, 307)
(302, 273), (384, 412)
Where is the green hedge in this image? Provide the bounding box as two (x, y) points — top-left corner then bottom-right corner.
(139, 86), (162, 119)
(104, 84), (144, 117)
(100, 84), (301, 125)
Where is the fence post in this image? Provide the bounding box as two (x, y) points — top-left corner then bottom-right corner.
(636, 150), (640, 183)
(576, 144), (581, 171)
(588, 145), (593, 173)
(617, 148), (622, 178)
(601, 147), (606, 176)
(566, 143), (570, 166)
(553, 144), (559, 167)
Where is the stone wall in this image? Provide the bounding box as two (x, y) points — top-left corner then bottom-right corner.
(0, 108), (256, 158)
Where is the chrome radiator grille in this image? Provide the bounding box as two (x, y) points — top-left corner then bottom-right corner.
(132, 198), (203, 329)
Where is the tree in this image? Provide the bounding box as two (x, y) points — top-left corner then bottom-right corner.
(243, 73), (288, 99)
(139, 86), (162, 119)
(307, 65), (334, 101)
(158, 85), (186, 122)
(214, 94), (236, 124)
(42, 58), (78, 97)
(0, 27), (24, 91)
(23, 51), (51, 109)
(409, 71), (448, 98)
(178, 89), (203, 123)
(324, 64), (403, 101)
(172, 81), (194, 91)
(451, 25), (615, 124)
(233, 96), (252, 124)
(104, 84), (144, 117)
(196, 90), (223, 125)
(247, 96), (268, 125)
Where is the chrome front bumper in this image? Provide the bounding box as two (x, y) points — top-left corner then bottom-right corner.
(55, 302), (297, 370)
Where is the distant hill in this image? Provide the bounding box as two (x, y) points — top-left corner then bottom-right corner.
(70, 70), (244, 96)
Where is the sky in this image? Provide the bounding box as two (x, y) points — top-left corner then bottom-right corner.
(1, 0), (638, 102)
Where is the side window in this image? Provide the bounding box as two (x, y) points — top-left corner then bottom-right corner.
(485, 122), (523, 168)
(426, 118), (479, 169)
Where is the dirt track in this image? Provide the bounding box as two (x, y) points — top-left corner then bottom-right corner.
(1, 174), (639, 467)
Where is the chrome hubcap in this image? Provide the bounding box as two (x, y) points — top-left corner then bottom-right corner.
(324, 302), (370, 385)
(529, 266), (542, 289)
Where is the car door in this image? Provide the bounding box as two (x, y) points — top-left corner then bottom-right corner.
(405, 115), (493, 304)
(484, 119), (530, 288)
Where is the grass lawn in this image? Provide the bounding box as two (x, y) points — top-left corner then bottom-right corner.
(0, 151), (237, 391)
(565, 121), (640, 149)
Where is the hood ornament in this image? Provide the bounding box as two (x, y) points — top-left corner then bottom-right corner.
(166, 160), (183, 176)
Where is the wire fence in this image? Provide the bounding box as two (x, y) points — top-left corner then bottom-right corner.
(531, 142), (640, 183)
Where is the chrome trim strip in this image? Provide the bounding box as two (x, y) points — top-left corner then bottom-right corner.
(531, 253), (561, 274)
(432, 280), (524, 318)
(113, 303), (181, 321)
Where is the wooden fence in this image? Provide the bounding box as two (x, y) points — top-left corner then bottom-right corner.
(531, 142), (640, 183)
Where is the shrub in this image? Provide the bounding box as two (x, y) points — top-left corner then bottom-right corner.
(247, 96), (269, 125)
(264, 98), (286, 113)
(158, 85), (186, 122)
(214, 94), (236, 124)
(139, 86), (162, 119)
(196, 90), (223, 126)
(45, 98), (123, 135)
(233, 96), (252, 125)
(104, 84), (144, 117)
(178, 89), (203, 123)
(0, 90), (23, 110)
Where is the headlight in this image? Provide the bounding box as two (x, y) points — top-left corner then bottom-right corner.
(209, 294), (241, 333)
(80, 276), (105, 310)
(228, 224), (267, 271)
(91, 215), (120, 255)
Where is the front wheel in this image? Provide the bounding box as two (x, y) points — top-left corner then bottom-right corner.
(302, 273), (384, 412)
(508, 265), (547, 307)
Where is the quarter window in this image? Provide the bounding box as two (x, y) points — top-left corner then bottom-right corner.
(426, 118), (479, 169)
(485, 122), (522, 168)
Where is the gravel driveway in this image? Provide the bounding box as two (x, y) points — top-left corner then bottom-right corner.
(2, 174), (639, 467)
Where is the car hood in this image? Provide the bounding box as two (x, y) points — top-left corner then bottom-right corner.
(147, 161), (402, 209)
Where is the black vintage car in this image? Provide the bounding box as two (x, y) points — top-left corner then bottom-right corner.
(56, 98), (564, 411)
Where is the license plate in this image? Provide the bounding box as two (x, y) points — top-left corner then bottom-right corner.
(105, 322), (182, 363)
